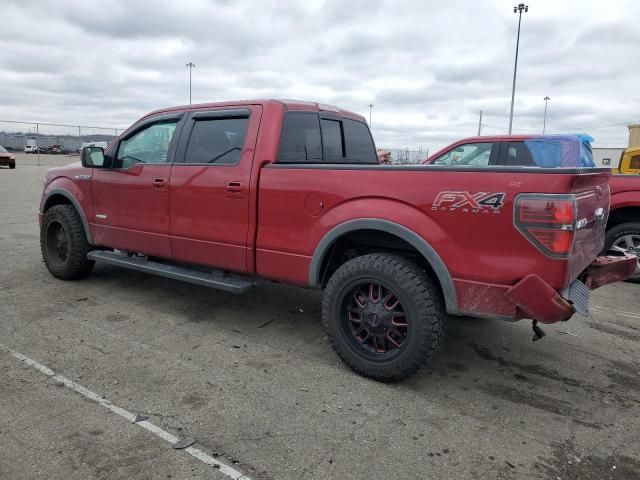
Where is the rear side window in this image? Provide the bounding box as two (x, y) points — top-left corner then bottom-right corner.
(278, 112), (376, 164)
(184, 117), (249, 164)
(278, 113), (323, 162)
(505, 142), (536, 166)
(631, 155), (640, 170)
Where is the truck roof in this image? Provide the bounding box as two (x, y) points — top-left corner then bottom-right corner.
(143, 99), (366, 123)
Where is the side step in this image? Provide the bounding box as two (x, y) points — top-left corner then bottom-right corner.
(87, 250), (255, 294)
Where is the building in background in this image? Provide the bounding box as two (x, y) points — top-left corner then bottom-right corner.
(592, 147), (625, 167)
(628, 124), (640, 149)
(592, 124), (640, 168)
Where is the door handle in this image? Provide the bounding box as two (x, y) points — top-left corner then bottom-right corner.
(225, 181), (243, 192)
(225, 181), (246, 198)
(152, 177), (168, 192)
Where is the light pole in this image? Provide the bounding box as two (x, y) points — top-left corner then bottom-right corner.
(508, 3), (528, 135)
(368, 104), (374, 127)
(543, 96), (550, 134)
(186, 62), (196, 104)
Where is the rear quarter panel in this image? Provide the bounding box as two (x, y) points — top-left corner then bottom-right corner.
(255, 165), (590, 293)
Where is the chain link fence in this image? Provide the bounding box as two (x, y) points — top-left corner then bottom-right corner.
(1, 118), (429, 167)
(0, 120), (122, 165)
(378, 148), (428, 164)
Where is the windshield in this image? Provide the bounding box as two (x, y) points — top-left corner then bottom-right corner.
(0, 145), (7, 153)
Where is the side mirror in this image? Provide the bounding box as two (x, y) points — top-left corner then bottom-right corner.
(81, 146), (106, 168)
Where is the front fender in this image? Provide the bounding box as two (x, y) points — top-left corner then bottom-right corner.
(41, 178), (93, 244)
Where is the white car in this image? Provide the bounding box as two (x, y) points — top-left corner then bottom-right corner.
(24, 145), (38, 153)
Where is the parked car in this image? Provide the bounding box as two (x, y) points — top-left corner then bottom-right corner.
(38, 101), (636, 381)
(426, 134), (640, 280)
(42, 144), (63, 155)
(24, 144), (38, 154)
(0, 145), (16, 169)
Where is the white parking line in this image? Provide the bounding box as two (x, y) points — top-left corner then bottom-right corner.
(592, 306), (640, 320)
(0, 343), (251, 480)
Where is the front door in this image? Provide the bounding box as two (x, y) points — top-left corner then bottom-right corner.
(169, 106), (261, 273)
(91, 114), (183, 258)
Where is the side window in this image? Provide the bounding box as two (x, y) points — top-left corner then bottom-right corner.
(432, 142), (494, 166)
(343, 119), (377, 163)
(321, 119), (344, 160)
(505, 141), (536, 166)
(630, 155), (640, 170)
(116, 120), (178, 168)
(278, 113), (322, 162)
(184, 118), (249, 165)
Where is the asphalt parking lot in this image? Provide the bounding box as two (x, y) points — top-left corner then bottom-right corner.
(1, 159), (639, 480)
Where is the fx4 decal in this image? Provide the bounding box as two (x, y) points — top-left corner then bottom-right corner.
(432, 191), (506, 213)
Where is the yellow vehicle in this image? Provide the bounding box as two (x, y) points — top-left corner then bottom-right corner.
(613, 147), (640, 174)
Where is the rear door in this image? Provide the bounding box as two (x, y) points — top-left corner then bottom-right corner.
(169, 106), (262, 272)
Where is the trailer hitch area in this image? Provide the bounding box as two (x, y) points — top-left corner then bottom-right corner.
(532, 320), (546, 342)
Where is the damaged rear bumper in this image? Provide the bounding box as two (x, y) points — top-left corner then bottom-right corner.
(505, 254), (637, 324)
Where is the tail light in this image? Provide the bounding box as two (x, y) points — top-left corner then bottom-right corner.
(514, 194), (577, 258)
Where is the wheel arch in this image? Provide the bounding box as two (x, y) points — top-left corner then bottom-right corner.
(309, 219), (458, 314)
(607, 206), (640, 228)
(42, 188), (93, 244)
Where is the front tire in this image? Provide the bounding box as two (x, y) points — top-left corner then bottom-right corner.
(9, 162), (15, 169)
(604, 222), (640, 282)
(322, 253), (445, 382)
(40, 204), (94, 279)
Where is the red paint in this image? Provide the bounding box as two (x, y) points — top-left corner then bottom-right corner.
(39, 100), (635, 324)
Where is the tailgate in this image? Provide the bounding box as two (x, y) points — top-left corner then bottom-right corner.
(567, 172), (610, 282)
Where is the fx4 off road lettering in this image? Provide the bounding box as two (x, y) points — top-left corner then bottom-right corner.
(432, 191), (506, 213)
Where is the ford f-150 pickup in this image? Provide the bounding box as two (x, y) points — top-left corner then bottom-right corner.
(38, 100), (636, 381)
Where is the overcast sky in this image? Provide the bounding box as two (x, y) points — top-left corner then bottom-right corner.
(1, 0), (639, 150)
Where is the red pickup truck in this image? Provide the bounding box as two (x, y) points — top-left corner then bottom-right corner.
(38, 100), (636, 381)
(425, 135), (640, 280)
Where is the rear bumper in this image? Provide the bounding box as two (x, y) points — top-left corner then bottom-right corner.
(505, 254), (637, 324)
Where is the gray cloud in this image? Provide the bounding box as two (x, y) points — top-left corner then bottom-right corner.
(1, 0), (639, 150)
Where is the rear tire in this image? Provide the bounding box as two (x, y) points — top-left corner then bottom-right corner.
(322, 253), (445, 382)
(603, 222), (640, 282)
(40, 205), (94, 280)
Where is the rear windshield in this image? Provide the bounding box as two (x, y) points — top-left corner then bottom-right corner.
(278, 112), (376, 164)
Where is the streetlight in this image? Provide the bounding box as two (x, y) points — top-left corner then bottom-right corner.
(543, 96), (550, 134)
(368, 104), (374, 127)
(186, 62), (196, 104)
(508, 3), (528, 135)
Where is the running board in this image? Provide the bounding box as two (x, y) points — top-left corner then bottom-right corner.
(87, 251), (254, 294)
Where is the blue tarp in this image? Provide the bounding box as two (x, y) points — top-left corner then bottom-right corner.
(524, 134), (595, 168)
